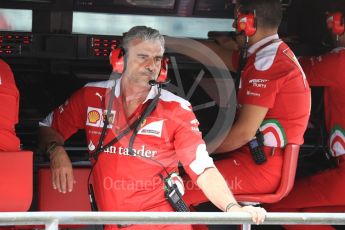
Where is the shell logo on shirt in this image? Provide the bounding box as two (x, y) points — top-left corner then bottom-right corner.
(329, 125), (345, 157)
(259, 119), (287, 148)
(88, 110), (100, 124)
(86, 107), (115, 128)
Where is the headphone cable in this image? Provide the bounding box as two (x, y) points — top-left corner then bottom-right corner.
(87, 84), (172, 211)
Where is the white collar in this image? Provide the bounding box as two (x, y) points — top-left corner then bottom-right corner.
(248, 34), (279, 55)
(114, 77), (159, 104)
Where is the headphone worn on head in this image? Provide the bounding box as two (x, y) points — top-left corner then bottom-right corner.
(156, 55), (168, 83)
(326, 12), (345, 36)
(109, 47), (125, 74)
(236, 9), (257, 37)
(109, 47), (169, 83)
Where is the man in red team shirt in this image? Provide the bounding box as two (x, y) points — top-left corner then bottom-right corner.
(265, 6), (345, 230)
(39, 26), (267, 230)
(183, 0), (311, 206)
(0, 59), (20, 151)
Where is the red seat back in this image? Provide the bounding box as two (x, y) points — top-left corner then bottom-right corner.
(38, 167), (91, 211)
(235, 144), (300, 203)
(0, 151), (33, 211)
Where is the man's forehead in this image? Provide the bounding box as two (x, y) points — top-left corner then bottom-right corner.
(129, 38), (161, 47)
(128, 38), (164, 54)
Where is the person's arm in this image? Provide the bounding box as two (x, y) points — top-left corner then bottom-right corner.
(166, 36), (238, 72)
(171, 102), (266, 224)
(214, 35), (239, 51)
(199, 38), (238, 72)
(38, 125), (65, 150)
(213, 104), (268, 154)
(197, 167), (266, 224)
(38, 87), (87, 193)
(39, 126), (75, 194)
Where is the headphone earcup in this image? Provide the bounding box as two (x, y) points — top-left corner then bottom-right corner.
(237, 13), (256, 36)
(327, 12), (345, 36)
(109, 47), (125, 73)
(156, 57), (169, 83)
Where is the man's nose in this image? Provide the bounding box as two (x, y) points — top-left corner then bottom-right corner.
(145, 66), (153, 73)
(145, 58), (155, 72)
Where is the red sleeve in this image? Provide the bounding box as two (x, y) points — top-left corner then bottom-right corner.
(0, 60), (20, 150)
(0, 59), (19, 125)
(0, 60), (18, 93)
(299, 50), (343, 87)
(172, 104), (215, 183)
(50, 87), (87, 140)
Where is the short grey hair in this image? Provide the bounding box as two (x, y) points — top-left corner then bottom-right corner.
(122, 26), (165, 53)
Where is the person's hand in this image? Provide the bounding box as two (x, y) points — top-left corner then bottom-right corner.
(215, 35), (239, 50)
(49, 146), (75, 193)
(227, 204), (267, 225)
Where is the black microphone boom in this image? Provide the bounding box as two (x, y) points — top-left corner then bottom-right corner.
(148, 79), (171, 86)
(148, 80), (157, 86)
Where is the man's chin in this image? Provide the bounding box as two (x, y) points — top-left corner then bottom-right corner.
(131, 75), (155, 87)
(139, 80), (153, 88)
(142, 76), (155, 84)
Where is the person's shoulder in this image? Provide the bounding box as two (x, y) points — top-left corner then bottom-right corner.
(70, 80), (113, 99)
(0, 59), (9, 68)
(252, 41), (284, 72)
(0, 59), (17, 90)
(159, 89), (192, 111)
(84, 80), (114, 89)
(330, 47), (345, 56)
(331, 47), (345, 53)
(249, 42), (301, 81)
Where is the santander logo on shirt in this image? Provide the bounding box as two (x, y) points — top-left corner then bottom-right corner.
(87, 140), (158, 159)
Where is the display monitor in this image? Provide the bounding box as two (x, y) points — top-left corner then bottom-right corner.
(0, 8), (32, 32)
(73, 12), (233, 38)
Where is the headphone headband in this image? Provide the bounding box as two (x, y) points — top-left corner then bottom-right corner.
(109, 47), (125, 73)
(109, 47), (169, 83)
(236, 9), (257, 37)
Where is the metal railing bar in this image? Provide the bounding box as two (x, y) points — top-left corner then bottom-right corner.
(0, 212), (345, 226)
(45, 219), (59, 230)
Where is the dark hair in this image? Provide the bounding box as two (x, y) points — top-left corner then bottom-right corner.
(238, 0), (282, 29)
(122, 26), (165, 53)
(327, 0), (345, 16)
